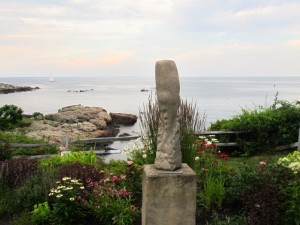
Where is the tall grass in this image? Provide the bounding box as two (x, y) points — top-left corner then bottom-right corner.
(139, 95), (205, 169)
(180, 99), (205, 169)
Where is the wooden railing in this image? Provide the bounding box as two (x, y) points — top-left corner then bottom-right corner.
(3, 126), (300, 157)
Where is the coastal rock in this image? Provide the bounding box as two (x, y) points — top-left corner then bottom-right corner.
(110, 113), (138, 125)
(21, 105), (136, 147)
(45, 104), (111, 128)
(0, 83), (39, 94)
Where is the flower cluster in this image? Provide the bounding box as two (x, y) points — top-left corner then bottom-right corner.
(48, 177), (85, 201)
(198, 135), (219, 154)
(123, 136), (155, 164)
(278, 151), (300, 174)
(87, 173), (139, 225)
(219, 152), (229, 160)
(122, 138), (144, 156)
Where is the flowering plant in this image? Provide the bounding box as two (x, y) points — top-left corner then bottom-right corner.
(48, 177), (88, 225)
(87, 173), (140, 225)
(123, 137), (155, 165)
(278, 151), (300, 174)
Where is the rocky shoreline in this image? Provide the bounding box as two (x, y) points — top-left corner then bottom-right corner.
(0, 83), (39, 94)
(21, 105), (138, 148)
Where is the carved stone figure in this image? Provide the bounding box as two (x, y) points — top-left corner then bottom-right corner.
(154, 60), (182, 171)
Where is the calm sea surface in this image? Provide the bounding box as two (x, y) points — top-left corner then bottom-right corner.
(1, 76), (300, 129)
(1, 76), (299, 160)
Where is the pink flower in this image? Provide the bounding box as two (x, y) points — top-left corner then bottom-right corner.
(259, 161), (267, 165)
(127, 161), (134, 166)
(118, 188), (128, 197)
(130, 205), (136, 211)
(120, 175), (126, 180)
(112, 175), (119, 182)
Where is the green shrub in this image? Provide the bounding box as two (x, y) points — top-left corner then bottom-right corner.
(48, 177), (89, 225)
(0, 104), (23, 130)
(210, 97), (300, 155)
(12, 212), (32, 225)
(0, 184), (15, 217)
(282, 180), (300, 225)
(87, 173), (140, 225)
(197, 171), (226, 212)
(32, 112), (44, 120)
(60, 150), (100, 166)
(224, 162), (296, 225)
(13, 173), (54, 214)
(31, 202), (52, 225)
(209, 212), (246, 225)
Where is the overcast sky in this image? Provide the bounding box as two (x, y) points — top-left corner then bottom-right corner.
(0, 0), (300, 77)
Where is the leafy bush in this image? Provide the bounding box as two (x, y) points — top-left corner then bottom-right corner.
(57, 162), (105, 185)
(13, 174), (52, 214)
(282, 180), (300, 225)
(31, 202), (52, 225)
(210, 98), (300, 154)
(87, 173), (140, 225)
(32, 112), (44, 120)
(48, 177), (89, 225)
(278, 151), (300, 173)
(60, 150), (101, 167)
(0, 157), (38, 188)
(225, 162), (296, 225)
(0, 104), (23, 130)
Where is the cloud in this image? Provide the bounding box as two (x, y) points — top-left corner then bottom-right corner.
(59, 51), (136, 67)
(285, 39), (300, 47)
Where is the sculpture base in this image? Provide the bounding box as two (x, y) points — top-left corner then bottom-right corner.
(142, 164), (196, 225)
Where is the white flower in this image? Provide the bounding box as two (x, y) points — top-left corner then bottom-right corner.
(195, 156), (200, 161)
(48, 193), (54, 196)
(65, 187), (73, 190)
(62, 177), (71, 181)
(56, 194), (63, 198)
(69, 197), (75, 201)
(80, 186), (85, 190)
(211, 138), (219, 143)
(142, 154), (147, 159)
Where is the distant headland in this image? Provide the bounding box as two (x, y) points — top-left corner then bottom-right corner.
(0, 83), (40, 94)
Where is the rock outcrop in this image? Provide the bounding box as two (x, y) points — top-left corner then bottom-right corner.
(23, 105), (137, 147)
(110, 113), (138, 125)
(0, 83), (39, 94)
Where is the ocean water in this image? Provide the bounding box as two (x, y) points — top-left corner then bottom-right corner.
(1, 76), (300, 160)
(1, 76), (300, 128)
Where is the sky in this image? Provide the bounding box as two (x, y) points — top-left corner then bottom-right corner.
(0, 0), (300, 77)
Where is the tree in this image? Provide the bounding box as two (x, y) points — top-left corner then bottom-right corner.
(0, 104), (23, 130)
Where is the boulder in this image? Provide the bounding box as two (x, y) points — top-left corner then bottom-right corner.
(110, 113), (138, 125)
(45, 105), (111, 127)
(21, 105), (137, 147)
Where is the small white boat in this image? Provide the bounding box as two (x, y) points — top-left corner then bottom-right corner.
(49, 76), (54, 82)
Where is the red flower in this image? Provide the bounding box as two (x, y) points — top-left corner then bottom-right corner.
(112, 175), (119, 182)
(219, 153), (229, 160)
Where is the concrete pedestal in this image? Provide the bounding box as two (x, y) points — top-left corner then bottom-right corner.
(142, 164), (196, 225)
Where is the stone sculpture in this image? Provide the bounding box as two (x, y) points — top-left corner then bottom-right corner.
(154, 60), (182, 170)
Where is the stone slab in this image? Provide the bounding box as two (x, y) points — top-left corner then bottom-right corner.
(142, 163), (196, 225)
